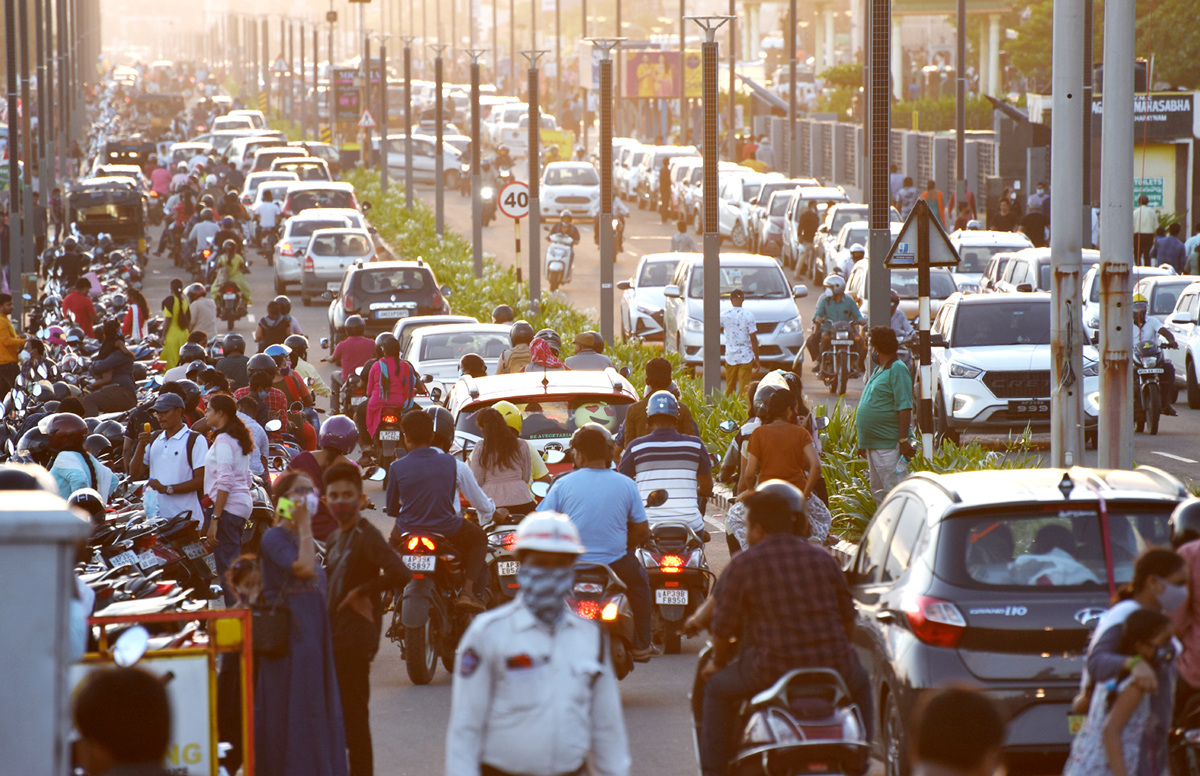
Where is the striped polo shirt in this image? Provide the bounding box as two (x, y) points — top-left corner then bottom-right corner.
(617, 427), (712, 531)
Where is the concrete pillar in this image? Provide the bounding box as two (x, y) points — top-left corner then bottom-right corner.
(978, 20), (989, 96)
(891, 16), (903, 102)
(987, 14), (1001, 96)
(824, 6), (836, 69)
(814, 5), (825, 74)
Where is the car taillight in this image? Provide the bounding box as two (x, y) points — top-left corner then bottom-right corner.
(601, 601), (619, 621)
(279, 242), (295, 257)
(302, 255), (314, 273)
(382, 413), (399, 424)
(431, 289), (443, 310)
(659, 555), (684, 573)
(902, 595), (967, 648)
(343, 293), (356, 312)
(406, 536), (436, 551)
(575, 600), (601, 619)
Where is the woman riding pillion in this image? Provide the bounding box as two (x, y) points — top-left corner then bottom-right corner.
(209, 239), (252, 307)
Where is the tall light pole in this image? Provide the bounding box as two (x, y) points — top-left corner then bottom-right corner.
(466, 49), (487, 277)
(19, 0), (34, 318)
(954, 0), (965, 218)
(866, 0), (890, 330)
(57, 0), (69, 183)
(679, 0), (687, 145)
(689, 16), (732, 397)
(726, 1), (735, 160)
(520, 49), (548, 306)
(401, 36), (415, 209)
(6, 0), (20, 299)
(787, 0), (796, 176)
(431, 43), (448, 237)
(378, 35), (390, 193)
(587, 37), (624, 344)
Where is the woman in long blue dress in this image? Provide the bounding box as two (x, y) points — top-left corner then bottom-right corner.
(256, 470), (349, 776)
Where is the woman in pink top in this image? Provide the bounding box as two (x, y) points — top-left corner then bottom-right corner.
(365, 334), (418, 438)
(204, 394), (256, 604)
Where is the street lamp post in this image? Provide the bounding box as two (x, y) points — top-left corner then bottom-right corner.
(787, 0), (796, 176)
(689, 16), (732, 398)
(5, 0), (20, 311)
(431, 43), (448, 237)
(520, 49), (549, 306)
(587, 37), (624, 344)
(466, 49), (487, 278)
(401, 36), (415, 210)
(379, 36), (390, 193)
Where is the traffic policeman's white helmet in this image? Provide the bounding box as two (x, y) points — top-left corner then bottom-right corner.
(514, 511), (586, 555)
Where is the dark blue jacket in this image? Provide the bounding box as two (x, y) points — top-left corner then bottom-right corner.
(385, 446), (459, 535)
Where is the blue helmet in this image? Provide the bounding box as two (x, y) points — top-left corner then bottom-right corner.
(646, 390), (679, 419)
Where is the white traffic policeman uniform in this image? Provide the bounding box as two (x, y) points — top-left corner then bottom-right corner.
(445, 512), (631, 776)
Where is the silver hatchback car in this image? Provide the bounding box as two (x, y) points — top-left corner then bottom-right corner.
(299, 228), (376, 305)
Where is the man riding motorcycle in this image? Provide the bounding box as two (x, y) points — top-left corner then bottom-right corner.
(184, 207), (219, 259)
(209, 239), (252, 307)
(594, 195), (631, 246)
(548, 211), (581, 246)
(1133, 293), (1179, 416)
(806, 275), (865, 373)
(492, 145), (515, 173)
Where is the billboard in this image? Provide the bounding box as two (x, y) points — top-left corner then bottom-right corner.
(624, 50), (702, 98)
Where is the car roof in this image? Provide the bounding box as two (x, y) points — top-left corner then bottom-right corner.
(308, 227), (370, 237)
(286, 181), (356, 192)
(900, 466), (1186, 511)
(452, 370), (639, 407)
(411, 323), (511, 339)
(545, 161), (595, 170)
(349, 259), (434, 272)
(954, 290), (1052, 305)
(640, 252), (697, 262)
(795, 186), (849, 199)
(247, 171), (298, 181)
(677, 252), (784, 268)
(1010, 247), (1101, 263)
(950, 229), (1034, 245)
(287, 210), (352, 222)
(97, 164), (141, 173)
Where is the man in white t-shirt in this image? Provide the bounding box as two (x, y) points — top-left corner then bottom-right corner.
(130, 393), (209, 524)
(253, 189), (283, 231)
(719, 288), (758, 398)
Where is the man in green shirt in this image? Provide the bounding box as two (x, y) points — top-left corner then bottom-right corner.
(856, 326), (915, 502)
(806, 275), (865, 374)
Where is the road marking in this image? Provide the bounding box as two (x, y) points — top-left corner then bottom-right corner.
(704, 516), (726, 534)
(1151, 451), (1198, 464)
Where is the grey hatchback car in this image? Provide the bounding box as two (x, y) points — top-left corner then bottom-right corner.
(844, 466), (1185, 776)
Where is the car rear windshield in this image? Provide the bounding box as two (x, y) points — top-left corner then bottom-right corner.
(277, 162), (327, 181)
(958, 245), (1025, 274)
(290, 219), (348, 238)
(289, 189), (356, 210)
(1089, 270), (1170, 303)
(951, 300), (1051, 346)
(546, 167), (599, 186)
(769, 193), (794, 215)
(638, 259), (681, 287)
(829, 209), (867, 234)
(355, 268), (430, 295)
(419, 332), (511, 361)
(689, 265), (789, 299)
(457, 398), (631, 441)
(941, 505), (1172, 589)
(310, 233), (372, 257)
(1150, 281), (1191, 315)
(743, 182), (762, 202)
(892, 269), (957, 300)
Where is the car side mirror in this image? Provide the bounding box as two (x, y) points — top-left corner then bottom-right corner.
(663, 284), (682, 299)
(1016, 283), (1033, 293)
(617, 280), (631, 290)
(930, 333), (946, 348)
(361, 201), (373, 212)
(793, 284), (809, 299)
(1170, 311), (1192, 325)
(440, 285), (453, 296)
(618, 366), (631, 379)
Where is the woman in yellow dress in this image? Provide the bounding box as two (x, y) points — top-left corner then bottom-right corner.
(161, 278), (191, 369)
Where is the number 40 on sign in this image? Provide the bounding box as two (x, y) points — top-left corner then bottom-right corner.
(498, 181), (530, 220)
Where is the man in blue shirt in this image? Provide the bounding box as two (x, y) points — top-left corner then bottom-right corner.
(539, 424), (657, 661)
(386, 410), (487, 611)
(806, 274), (865, 375)
(1153, 222), (1187, 273)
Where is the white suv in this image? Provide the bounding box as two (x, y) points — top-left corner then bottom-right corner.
(1164, 281), (1200, 407)
(948, 230), (1033, 294)
(930, 293), (1099, 445)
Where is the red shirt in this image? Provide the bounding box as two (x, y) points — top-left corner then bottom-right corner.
(61, 291), (97, 337)
(332, 336), (376, 379)
(233, 386), (288, 441)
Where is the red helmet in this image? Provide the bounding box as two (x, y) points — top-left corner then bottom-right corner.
(39, 413), (89, 451)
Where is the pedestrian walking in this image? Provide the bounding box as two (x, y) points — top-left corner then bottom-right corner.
(919, 180), (946, 225)
(323, 463), (412, 776)
(1134, 195), (1159, 267)
(755, 136), (774, 170)
(122, 286), (151, 342)
(1155, 223), (1187, 273)
(896, 177), (919, 220)
(0, 292), (24, 400)
(855, 327), (915, 503)
(910, 687), (1005, 776)
(203, 395), (256, 604)
(236, 395), (272, 496)
(659, 158), (672, 218)
(720, 289), (758, 397)
(990, 198), (1020, 232)
(256, 470), (349, 776)
(797, 201), (820, 279)
(130, 392), (207, 523)
(670, 220), (697, 252)
(888, 164), (904, 206)
(445, 511), (631, 776)
(73, 667), (177, 776)
(287, 415), (362, 540)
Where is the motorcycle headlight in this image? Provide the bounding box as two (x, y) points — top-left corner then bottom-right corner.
(1142, 356), (1159, 368)
(948, 363), (983, 379)
(683, 317), (704, 332)
(779, 316), (803, 334)
(481, 186), (495, 198)
(1083, 360), (1099, 377)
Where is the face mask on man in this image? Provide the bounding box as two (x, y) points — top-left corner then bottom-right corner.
(517, 564), (574, 627)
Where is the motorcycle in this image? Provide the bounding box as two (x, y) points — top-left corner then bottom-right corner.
(147, 192), (164, 226)
(388, 529), (476, 684)
(545, 232), (575, 292)
(458, 161), (471, 197)
(484, 511), (523, 606)
(566, 562), (637, 680)
(689, 647), (870, 776)
(216, 282), (247, 330)
(259, 225), (280, 264)
(1134, 339), (1168, 435)
(820, 321), (864, 397)
(637, 518), (713, 654)
(481, 184), (497, 226)
(376, 405), (406, 467)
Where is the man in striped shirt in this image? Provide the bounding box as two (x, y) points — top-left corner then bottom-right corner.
(618, 391), (713, 534)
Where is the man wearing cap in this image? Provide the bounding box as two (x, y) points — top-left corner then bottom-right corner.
(446, 511), (631, 776)
(564, 331), (614, 371)
(130, 393), (208, 524)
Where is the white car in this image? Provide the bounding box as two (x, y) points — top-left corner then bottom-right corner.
(1082, 265), (1179, 341)
(167, 141), (214, 168)
(404, 323), (513, 404)
(486, 102), (528, 147)
(227, 136), (287, 172)
(810, 203), (901, 274)
(826, 221), (903, 279)
(503, 113), (556, 158)
(540, 162), (600, 220)
(781, 186), (851, 270)
(379, 133), (462, 187)
(273, 212), (356, 292)
(634, 145), (699, 211)
(241, 171), (299, 204)
(1164, 280), (1200, 407)
(618, 253), (690, 340)
(227, 109), (267, 130)
(211, 115), (254, 132)
(930, 292), (1099, 445)
(996, 248), (1100, 294)
(299, 228), (376, 305)
(948, 230), (1034, 295)
(615, 144), (649, 200)
(717, 171), (775, 248)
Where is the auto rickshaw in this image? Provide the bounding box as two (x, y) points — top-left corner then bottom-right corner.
(66, 177), (149, 256)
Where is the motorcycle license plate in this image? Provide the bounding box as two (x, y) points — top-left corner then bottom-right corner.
(497, 561), (520, 576)
(404, 555), (436, 571)
(375, 309), (410, 319)
(183, 542), (206, 559)
(137, 551), (160, 570)
(1138, 368), (1164, 375)
(351, 395), (366, 406)
(111, 550), (139, 569)
(326, 281), (342, 292)
(379, 429), (402, 441)
(656, 589), (688, 605)
(223, 293), (238, 301)
(1008, 400), (1050, 417)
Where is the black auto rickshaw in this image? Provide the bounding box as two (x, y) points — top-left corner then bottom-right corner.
(66, 177), (149, 255)
(102, 138), (157, 168)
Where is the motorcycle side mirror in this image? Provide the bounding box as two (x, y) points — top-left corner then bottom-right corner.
(718, 419), (738, 433)
(322, 292), (334, 301)
(320, 337), (330, 349)
(289, 401), (304, 413)
(814, 415), (830, 431)
(265, 419), (283, 432)
(423, 374), (434, 383)
(354, 366), (365, 376)
(363, 466), (387, 481)
(37, 364), (48, 379)
(646, 489), (669, 508)
(431, 387), (442, 402)
(112, 624), (150, 667)
(542, 449), (566, 465)
(1016, 283), (1033, 293)
(530, 481), (551, 499)
(618, 366), (631, 379)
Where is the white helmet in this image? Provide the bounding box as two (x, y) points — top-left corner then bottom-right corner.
(515, 511), (586, 555)
(965, 219), (982, 230)
(205, 174), (217, 186)
(823, 275), (846, 294)
(849, 243), (865, 255)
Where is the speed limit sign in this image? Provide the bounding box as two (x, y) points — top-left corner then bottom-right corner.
(498, 181), (530, 220)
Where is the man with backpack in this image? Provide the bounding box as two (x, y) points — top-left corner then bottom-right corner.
(130, 392), (208, 525)
(255, 300), (292, 352)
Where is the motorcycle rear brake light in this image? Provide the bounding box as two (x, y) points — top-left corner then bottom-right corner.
(575, 600), (601, 619)
(382, 413), (399, 424)
(902, 595), (967, 648)
(601, 602), (619, 621)
(406, 536), (437, 551)
(499, 532), (517, 550)
(574, 582), (603, 594)
(659, 555), (684, 572)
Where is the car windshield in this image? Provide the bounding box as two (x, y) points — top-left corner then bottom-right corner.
(259, 184), (291, 203)
(1149, 281), (1191, 315)
(290, 219), (348, 238)
(891, 270), (957, 299)
(1088, 270), (1170, 303)
(310, 233), (371, 257)
(688, 168), (703, 184)
(947, 506), (1171, 589)
(1046, 261), (1098, 292)
(418, 332), (511, 362)
(457, 398), (631, 441)
(689, 265), (789, 299)
(769, 193), (794, 215)
(631, 151), (647, 166)
(356, 269), (428, 294)
(546, 167), (599, 186)
(952, 300), (1051, 346)
(638, 259), (681, 287)
(289, 189), (356, 210)
(959, 245), (1026, 274)
(743, 182), (762, 202)
(842, 227), (868, 249)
